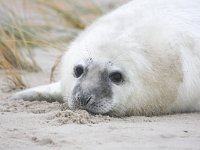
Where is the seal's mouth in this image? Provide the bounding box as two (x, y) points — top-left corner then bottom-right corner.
(69, 96), (113, 115)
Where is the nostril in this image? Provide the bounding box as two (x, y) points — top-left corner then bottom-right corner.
(75, 93), (94, 106)
(86, 96), (92, 105)
(77, 96), (80, 101)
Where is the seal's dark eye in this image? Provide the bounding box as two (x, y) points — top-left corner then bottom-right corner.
(109, 71), (123, 84)
(74, 65), (84, 78)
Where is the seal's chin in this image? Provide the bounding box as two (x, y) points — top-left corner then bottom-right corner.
(85, 103), (127, 117)
(69, 99), (113, 115)
(85, 103), (113, 115)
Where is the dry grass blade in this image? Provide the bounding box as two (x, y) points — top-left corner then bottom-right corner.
(50, 55), (62, 83)
(37, 0), (102, 29)
(38, 1), (85, 29)
(5, 70), (28, 90)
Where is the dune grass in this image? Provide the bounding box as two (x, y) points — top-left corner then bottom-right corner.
(0, 0), (101, 90)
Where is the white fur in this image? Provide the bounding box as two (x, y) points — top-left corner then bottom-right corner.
(13, 0), (200, 116)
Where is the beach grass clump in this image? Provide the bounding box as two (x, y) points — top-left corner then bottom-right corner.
(0, 0), (102, 90)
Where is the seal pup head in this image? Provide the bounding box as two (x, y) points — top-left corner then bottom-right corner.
(62, 55), (130, 116)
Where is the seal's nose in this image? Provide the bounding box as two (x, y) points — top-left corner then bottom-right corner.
(75, 93), (93, 106)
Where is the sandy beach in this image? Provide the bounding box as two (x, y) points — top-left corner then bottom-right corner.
(0, 49), (200, 150)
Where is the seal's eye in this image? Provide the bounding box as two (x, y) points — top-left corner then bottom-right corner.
(74, 65), (84, 78)
(109, 71), (123, 84)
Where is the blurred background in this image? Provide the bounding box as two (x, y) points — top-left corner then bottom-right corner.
(0, 0), (130, 91)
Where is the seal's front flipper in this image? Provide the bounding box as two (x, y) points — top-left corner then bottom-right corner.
(11, 82), (63, 103)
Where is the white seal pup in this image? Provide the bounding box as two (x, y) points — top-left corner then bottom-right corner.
(12, 0), (200, 116)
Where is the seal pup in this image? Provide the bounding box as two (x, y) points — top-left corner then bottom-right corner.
(12, 0), (200, 116)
